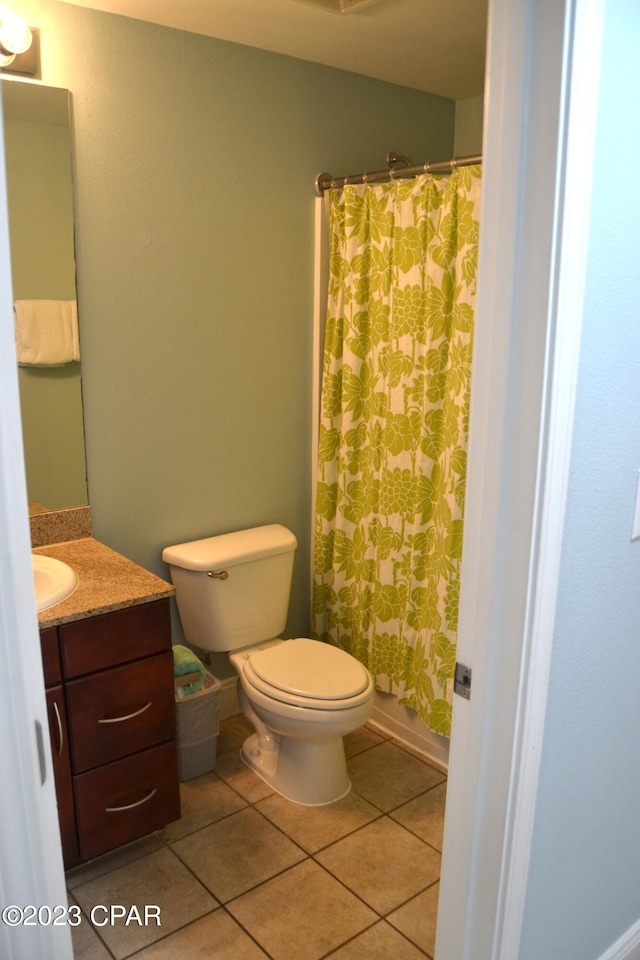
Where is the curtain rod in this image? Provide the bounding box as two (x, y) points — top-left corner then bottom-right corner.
(315, 151), (482, 196)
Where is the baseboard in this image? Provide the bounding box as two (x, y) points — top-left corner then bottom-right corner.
(597, 918), (640, 960)
(369, 690), (449, 773)
(218, 676), (240, 720)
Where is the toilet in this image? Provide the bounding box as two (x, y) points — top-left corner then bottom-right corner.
(162, 524), (373, 805)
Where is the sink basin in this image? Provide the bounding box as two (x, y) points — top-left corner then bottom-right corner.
(32, 554), (79, 612)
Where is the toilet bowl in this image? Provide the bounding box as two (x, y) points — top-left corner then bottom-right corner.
(230, 638), (374, 804)
(162, 524), (374, 805)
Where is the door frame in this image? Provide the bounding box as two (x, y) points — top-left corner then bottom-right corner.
(0, 86), (73, 960)
(436, 0), (605, 957)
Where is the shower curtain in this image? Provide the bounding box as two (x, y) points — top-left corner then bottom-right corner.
(312, 165), (481, 737)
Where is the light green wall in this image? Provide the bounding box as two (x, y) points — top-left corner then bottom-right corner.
(454, 95), (484, 156)
(7, 0), (455, 655)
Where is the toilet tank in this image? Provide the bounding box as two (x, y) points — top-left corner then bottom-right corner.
(162, 524), (297, 653)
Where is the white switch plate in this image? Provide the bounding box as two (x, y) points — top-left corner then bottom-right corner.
(632, 470), (640, 541)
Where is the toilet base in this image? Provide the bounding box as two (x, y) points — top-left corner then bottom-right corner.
(240, 731), (351, 806)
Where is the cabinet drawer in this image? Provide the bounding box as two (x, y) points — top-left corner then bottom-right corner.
(74, 741), (180, 861)
(66, 652), (176, 773)
(40, 627), (62, 686)
(61, 599), (171, 678)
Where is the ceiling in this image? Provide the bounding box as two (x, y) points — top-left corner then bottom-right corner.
(63, 0), (488, 100)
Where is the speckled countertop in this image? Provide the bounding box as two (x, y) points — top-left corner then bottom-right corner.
(35, 537), (174, 628)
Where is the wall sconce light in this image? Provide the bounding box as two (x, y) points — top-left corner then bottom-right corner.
(0, 9), (38, 75)
(0, 12), (32, 66)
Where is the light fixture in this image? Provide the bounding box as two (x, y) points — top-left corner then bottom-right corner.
(0, 11), (32, 67)
(294, 0), (386, 13)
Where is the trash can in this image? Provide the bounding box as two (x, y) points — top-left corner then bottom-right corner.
(175, 671), (222, 781)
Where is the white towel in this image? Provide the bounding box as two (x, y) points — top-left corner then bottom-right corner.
(14, 299), (80, 366)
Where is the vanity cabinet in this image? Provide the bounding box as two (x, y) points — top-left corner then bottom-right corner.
(40, 598), (180, 867)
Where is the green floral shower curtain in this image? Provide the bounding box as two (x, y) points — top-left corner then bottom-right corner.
(312, 166), (481, 737)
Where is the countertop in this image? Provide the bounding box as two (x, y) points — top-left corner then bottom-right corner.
(35, 537), (174, 628)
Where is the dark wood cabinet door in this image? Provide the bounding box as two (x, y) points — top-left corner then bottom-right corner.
(40, 627), (62, 686)
(45, 685), (80, 869)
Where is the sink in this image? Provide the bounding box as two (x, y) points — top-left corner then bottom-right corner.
(32, 554), (79, 612)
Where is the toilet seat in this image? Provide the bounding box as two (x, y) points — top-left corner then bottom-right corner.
(241, 637), (372, 711)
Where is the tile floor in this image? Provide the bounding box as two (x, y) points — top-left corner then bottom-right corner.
(67, 716), (446, 960)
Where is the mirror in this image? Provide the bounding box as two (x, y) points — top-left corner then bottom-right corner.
(2, 79), (87, 513)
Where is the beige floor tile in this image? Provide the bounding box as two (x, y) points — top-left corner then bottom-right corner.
(217, 713), (254, 755)
(68, 715), (443, 959)
(129, 909), (270, 959)
(72, 847), (216, 960)
(390, 781), (447, 851)
(343, 724), (386, 758)
(68, 893), (112, 960)
(324, 919), (428, 959)
(66, 833), (166, 891)
(228, 859), (377, 960)
(214, 748), (276, 802)
(255, 788), (380, 854)
(387, 882), (440, 958)
(171, 807), (306, 903)
(69, 918), (113, 960)
(347, 741), (445, 812)
(315, 817), (441, 916)
(161, 771), (248, 842)
(389, 736), (447, 771)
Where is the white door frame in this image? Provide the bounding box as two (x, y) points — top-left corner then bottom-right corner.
(0, 90), (73, 959)
(436, 0), (605, 957)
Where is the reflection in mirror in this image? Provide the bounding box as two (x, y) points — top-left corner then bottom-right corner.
(2, 79), (88, 513)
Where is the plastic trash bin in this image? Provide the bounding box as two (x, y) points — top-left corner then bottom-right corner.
(175, 671), (222, 781)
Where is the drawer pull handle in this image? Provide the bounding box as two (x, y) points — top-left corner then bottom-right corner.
(52, 701), (64, 758)
(105, 788), (157, 813)
(98, 702), (152, 725)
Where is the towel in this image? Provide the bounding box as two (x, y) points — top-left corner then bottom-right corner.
(173, 644), (206, 697)
(14, 299), (80, 366)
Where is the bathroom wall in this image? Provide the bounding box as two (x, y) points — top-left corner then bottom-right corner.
(454, 95), (484, 156)
(5, 1), (456, 660)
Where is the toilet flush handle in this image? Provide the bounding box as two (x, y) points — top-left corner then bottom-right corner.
(207, 570), (229, 580)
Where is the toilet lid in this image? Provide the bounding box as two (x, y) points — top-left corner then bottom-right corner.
(247, 637), (369, 701)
